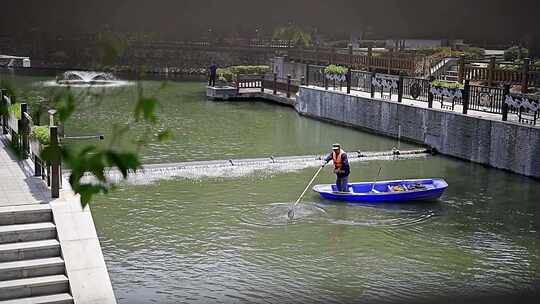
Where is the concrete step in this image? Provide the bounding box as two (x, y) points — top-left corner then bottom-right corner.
(0, 223), (57, 244)
(0, 240), (60, 263)
(0, 205), (52, 226)
(0, 293), (73, 304)
(0, 258), (65, 281)
(0, 275), (69, 301)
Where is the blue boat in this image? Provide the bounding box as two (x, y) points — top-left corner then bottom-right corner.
(313, 179), (448, 203)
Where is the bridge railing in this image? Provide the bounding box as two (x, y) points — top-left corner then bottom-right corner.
(235, 74), (301, 98)
(458, 57), (540, 92)
(302, 66), (539, 126)
(287, 47), (423, 76)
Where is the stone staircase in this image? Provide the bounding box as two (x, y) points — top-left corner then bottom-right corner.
(0, 204), (73, 304)
(429, 57), (459, 81)
(443, 65), (459, 82)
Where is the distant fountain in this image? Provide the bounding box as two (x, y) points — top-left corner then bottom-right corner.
(49, 71), (130, 87)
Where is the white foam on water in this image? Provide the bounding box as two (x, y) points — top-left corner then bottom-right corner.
(40, 80), (134, 88)
(70, 151), (428, 186)
(40, 71), (134, 88)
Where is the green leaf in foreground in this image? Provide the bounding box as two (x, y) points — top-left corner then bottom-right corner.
(158, 129), (174, 142)
(135, 97), (158, 124)
(105, 151), (141, 178)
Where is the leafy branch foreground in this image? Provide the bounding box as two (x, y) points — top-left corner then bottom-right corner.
(34, 81), (174, 207)
(2, 37), (173, 207)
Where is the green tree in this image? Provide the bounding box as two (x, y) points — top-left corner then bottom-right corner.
(272, 25), (312, 47)
(504, 46), (529, 61)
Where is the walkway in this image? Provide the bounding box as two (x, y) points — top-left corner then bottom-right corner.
(0, 135), (116, 304)
(0, 139), (50, 207)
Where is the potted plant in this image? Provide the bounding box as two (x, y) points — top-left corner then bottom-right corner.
(430, 80), (464, 99)
(324, 64), (347, 82)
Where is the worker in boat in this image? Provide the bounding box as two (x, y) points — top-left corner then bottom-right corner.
(323, 143), (350, 192)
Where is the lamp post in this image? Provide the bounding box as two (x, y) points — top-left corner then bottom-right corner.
(48, 109), (57, 126)
(207, 28), (213, 44)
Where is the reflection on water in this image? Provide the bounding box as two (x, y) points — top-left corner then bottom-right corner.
(92, 157), (540, 304)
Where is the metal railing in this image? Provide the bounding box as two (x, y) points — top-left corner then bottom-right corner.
(458, 57), (540, 92)
(235, 74), (301, 98)
(301, 66), (539, 125)
(0, 88), (62, 198)
(288, 48), (422, 76)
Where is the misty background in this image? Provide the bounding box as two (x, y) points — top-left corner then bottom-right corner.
(1, 0), (538, 46)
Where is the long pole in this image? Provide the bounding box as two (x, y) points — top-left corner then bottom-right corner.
(288, 165), (325, 220)
(370, 167), (382, 193)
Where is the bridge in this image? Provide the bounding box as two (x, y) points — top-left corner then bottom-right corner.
(0, 55), (31, 68)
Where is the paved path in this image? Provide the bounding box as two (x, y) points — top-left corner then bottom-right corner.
(0, 135), (117, 303)
(0, 137), (51, 207)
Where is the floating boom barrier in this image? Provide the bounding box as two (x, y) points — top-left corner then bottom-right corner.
(69, 148), (432, 185)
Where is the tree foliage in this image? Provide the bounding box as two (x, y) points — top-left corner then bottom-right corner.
(504, 46), (529, 62)
(272, 25), (312, 47)
(2, 37), (174, 207)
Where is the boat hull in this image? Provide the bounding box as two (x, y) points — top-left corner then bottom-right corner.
(313, 179), (448, 203)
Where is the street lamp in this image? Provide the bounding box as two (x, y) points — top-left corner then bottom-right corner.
(48, 109), (57, 126)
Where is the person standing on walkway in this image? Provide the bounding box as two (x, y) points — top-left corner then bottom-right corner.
(209, 62), (218, 86)
(324, 143), (350, 192)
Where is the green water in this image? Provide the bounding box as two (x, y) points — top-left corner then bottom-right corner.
(3, 71), (540, 303)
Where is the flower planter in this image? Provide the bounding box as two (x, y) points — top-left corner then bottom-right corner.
(325, 73), (346, 82)
(430, 85), (463, 99)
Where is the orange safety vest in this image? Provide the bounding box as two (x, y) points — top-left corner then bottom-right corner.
(332, 150), (345, 170)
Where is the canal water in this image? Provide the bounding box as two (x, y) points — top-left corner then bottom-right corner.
(2, 71), (540, 303)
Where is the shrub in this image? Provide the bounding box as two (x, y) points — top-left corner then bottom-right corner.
(228, 65), (270, 76)
(504, 46), (529, 61)
(31, 126), (50, 145)
(462, 47), (485, 60)
(217, 68), (235, 82)
(324, 64), (347, 75)
(217, 65), (270, 82)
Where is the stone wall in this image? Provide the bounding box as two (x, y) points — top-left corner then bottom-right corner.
(272, 58), (307, 80)
(296, 86), (540, 178)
